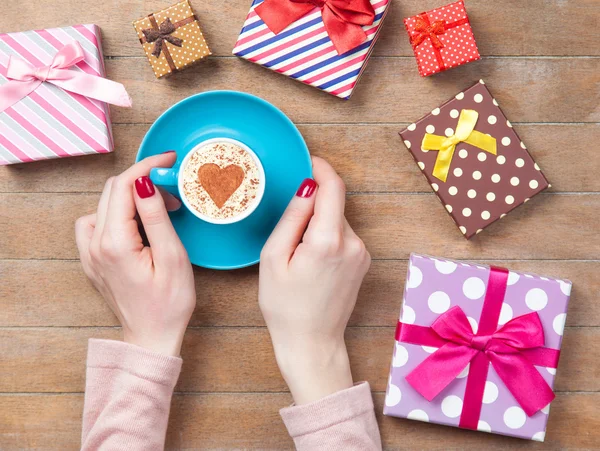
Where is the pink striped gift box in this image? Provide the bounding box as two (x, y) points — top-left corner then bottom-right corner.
(233, 0), (391, 100)
(0, 25), (115, 165)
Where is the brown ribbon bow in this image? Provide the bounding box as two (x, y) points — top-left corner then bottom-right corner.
(142, 18), (184, 58)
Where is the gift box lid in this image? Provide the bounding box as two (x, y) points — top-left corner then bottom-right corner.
(133, 0), (211, 78)
(404, 0), (480, 77)
(0, 24), (114, 165)
(399, 80), (550, 239)
(384, 253), (571, 441)
(233, 0), (391, 99)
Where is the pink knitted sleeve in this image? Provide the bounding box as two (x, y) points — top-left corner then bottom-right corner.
(81, 339), (182, 451)
(280, 382), (382, 450)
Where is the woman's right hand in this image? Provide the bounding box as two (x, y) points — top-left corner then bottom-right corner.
(259, 156), (371, 405)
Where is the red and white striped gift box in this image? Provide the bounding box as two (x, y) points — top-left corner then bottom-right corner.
(0, 25), (114, 165)
(233, 0), (391, 100)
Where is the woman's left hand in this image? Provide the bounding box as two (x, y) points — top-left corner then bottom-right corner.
(75, 152), (196, 357)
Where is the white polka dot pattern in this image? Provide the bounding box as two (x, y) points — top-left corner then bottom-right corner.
(503, 406), (526, 429)
(398, 79), (549, 239)
(525, 288), (548, 311)
(401, 305), (416, 324)
(393, 344), (409, 367)
(428, 291), (451, 313)
(463, 276), (485, 299)
(407, 409), (429, 422)
(134, 0), (211, 78)
(404, 1), (480, 76)
(385, 254), (570, 440)
(441, 395), (463, 418)
(385, 383), (402, 406)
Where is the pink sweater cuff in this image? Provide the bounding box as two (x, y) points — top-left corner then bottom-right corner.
(280, 382), (375, 438)
(87, 339), (182, 388)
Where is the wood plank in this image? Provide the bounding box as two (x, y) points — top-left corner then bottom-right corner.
(2, 193), (599, 260)
(2, 124), (597, 194)
(100, 58), (600, 125)
(0, 327), (595, 393)
(1, 393), (598, 449)
(2, 260), (598, 327)
(2, 0), (598, 57)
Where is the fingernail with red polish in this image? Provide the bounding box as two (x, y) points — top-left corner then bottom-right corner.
(135, 176), (155, 199)
(296, 178), (317, 198)
(162, 150), (175, 154)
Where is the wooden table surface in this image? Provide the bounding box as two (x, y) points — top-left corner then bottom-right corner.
(1, 0), (600, 449)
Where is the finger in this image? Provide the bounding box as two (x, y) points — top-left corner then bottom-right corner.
(94, 177), (114, 239)
(304, 156), (346, 238)
(158, 187), (182, 212)
(133, 175), (184, 265)
(261, 177), (317, 264)
(75, 213), (96, 262)
(105, 151), (177, 234)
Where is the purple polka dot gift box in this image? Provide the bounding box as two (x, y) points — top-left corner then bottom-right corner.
(399, 80), (550, 239)
(384, 253), (572, 441)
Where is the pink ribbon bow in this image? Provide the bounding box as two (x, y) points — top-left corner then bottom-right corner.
(396, 267), (561, 429)
(0, 41), (132, 113)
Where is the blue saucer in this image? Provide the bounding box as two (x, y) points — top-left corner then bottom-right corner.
(137, 91), (312, 269)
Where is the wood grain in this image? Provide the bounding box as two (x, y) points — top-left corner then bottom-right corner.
(0, 327), (596, 393)
(2, 0), (598, 57)
(2, 193), (599, 260)
(2, 260), (598, 327)
(101, 58), (600, 125)
(1, 0), (599, 447)
(2, 124), (598, 194)
(1, 393), (599, 450)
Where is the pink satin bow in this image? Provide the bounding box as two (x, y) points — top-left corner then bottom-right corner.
(0, 41), (132, 113)
(401, 305), (557, 417)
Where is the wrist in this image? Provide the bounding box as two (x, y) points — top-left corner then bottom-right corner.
(123, 326), (185, 357)
(272, 337), (353, 405)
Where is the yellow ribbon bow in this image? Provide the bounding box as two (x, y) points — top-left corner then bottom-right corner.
(422, 109), (497, 182)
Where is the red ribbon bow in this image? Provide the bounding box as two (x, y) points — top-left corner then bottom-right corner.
(407, 12), (470, 71)
(255, 0), (376, 55)
(396, 267), (560, 429)
(411, 15), (446, 48)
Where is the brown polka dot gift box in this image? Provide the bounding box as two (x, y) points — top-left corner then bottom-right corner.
(133, 0), (211, 78)
(404, 0), (480, 77)
(399, 80), (549, 239)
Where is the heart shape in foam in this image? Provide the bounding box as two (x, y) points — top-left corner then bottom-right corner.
(198, 163), (245, 208)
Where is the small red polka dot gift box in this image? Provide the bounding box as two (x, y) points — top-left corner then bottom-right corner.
(404, 0), (480, 77)
(384, 253), (571, 441)
(399, 80), (550, 239)
(133, 0), (211, 78)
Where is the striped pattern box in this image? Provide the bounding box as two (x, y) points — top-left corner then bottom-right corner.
(233, 0), (391, 100)
(0, 25), (114, 165)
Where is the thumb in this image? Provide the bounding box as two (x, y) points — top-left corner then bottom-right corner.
(134, 176), (185, 265)
(261, 178), (317, 264)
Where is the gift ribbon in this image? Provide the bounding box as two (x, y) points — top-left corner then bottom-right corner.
(255, 0), (376, 55)
(0, 41), (132, 114)
(409, 13), (470, 71)
(422, 109), (496, 182)
(140, 15), (196, 72)
(395, 266), (560, 430)
(142, 18), (184, 58)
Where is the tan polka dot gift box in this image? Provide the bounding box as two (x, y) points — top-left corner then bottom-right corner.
(399, 80), (550, 239)
(133, 0), (211, 78)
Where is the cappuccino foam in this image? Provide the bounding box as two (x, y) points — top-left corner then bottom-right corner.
(182, 142), (261, 219)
